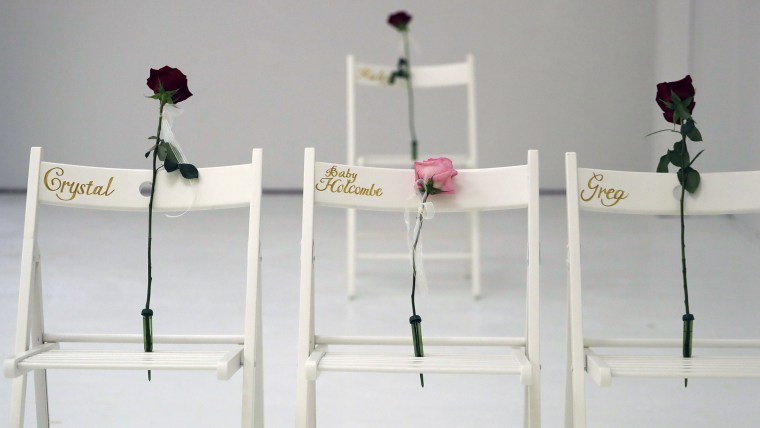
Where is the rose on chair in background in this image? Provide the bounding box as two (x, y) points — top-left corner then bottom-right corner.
(648, 74), (704, 387)
(408, 157), (458, 387)
(141, 66), (199, 381)
(387, 10), (420, 161)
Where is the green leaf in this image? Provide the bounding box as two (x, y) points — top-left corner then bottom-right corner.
(168, 144), (182, 163)
(671, 91), (682, 103)
(161, 142), (180, 165)
(681, 118), (702, 142)
(178, 163), (199, 179)
(164, 158), (179, 172)
(657, 154), (670, 173)
(677, 167), (700, 194)
(148, 136), (158, 140)
(669, 141), (690, 167)
(157, 142), (168, 162)
(669, 149), (689, 167)
(687, 125), (702, 142)
(144, 143), (158, 158)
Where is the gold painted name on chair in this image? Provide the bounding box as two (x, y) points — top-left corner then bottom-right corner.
(580, 172), (628, 207)
(357, 67), (391, 85)
(43, 167), (115, 201)
(315, 166), (383, 197)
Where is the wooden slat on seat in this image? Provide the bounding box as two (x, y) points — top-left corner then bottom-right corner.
(308, 347), (532, 385)
(586, 350), (760, 387)
(13, 347), (243, 380)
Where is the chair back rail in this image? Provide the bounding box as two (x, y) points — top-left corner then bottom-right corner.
(352, 57), (472, 88)
(576, 167), (760, 215)
(313, 161), (528, 212)
(38, 161), (254, 211)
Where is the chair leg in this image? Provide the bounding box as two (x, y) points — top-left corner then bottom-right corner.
(468, 211), (481, 298)
(10, 375), (28, 428)
(347, 208), (357, 299)
(33, 370), (49, 428)
(564, 353), (574, 428)
(241, 357), (263, 428)
(526, 382), (540, 427)
(565, 308), (585, 427)
(296, 375), (316, 428)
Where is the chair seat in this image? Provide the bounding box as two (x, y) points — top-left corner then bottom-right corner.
(6, 344), (244, 381)
(586, 349), (760, 386)
(307, 348), (533, 385)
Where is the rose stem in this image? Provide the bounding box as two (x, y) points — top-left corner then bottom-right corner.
(402, 30), (418, 161)
(411, 192), (429, 316)
(679, 134), (691, 388)
(145, 101), (165, 381)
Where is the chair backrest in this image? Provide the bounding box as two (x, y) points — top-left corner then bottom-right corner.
(299, 147), (539, 365)
(565, 150), (760, 335)
(16, 146), (263, 342)
(566, 152), (760, 217)
(565, 152), (760, 426)
(35, 155), (257, 213)
(346, 54), (477, 166)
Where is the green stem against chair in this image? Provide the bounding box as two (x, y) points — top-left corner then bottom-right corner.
(410, 158), (458, 388)
(409, 191), (429, 387)
(387, 11), (419, 161)
(142, 66), (198, 381)
(650, 75), (704, 387)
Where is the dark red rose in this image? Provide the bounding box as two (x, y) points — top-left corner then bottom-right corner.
(656, 75), (695, 124)
(387, 11), (412, 31)
(146, 66), (193, 104)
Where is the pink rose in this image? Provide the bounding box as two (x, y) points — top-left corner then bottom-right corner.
(414, 157), (458, 195)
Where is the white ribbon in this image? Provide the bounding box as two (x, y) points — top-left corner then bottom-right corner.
(160, 105), (186, 162)
(159, 104), (197, 218)
(404, 181), (435, 294)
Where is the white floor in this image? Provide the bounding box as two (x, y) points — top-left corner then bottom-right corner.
(2, 193), (760, 427)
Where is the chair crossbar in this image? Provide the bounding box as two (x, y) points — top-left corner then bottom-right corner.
(43, 333), (245, 345)
(8, 347), (244, 380)
(308, 347), (531, 384)
(315, 335), (526, 347)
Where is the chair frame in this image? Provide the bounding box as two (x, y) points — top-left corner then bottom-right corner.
(345, 54), (482, 298)
(564, 151), (760, 427)
(5, 147), (264, 427)
(297, 147), (540, 427)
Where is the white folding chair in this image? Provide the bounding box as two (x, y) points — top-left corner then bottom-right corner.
(5, 147), (264, 427)
(346, 54), (482, 298)
(565, 152), (760, 427)
(297, 148), (540, 427)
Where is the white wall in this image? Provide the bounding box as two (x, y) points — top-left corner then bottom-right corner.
(690, 1), (760, 172)
(2, 1), (660, 190)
